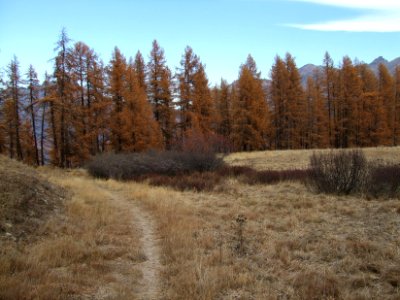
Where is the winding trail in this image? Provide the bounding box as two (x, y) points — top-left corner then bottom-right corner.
(106, 188), (162, 300)
(130, 202), (161, 299)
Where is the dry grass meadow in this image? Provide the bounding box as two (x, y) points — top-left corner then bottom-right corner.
(1, 146), (400, 299)
(0, 158), (145, 299)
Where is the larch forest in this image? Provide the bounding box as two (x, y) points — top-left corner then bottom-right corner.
(1, 29), (399, 168)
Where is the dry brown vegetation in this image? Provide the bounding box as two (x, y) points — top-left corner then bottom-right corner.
(130, 146), (400, 299)
(225, 146), (400, 170)
(0, 155), (65, 240)
(0, 156), (145, 299)
(1, 146), (400, 299)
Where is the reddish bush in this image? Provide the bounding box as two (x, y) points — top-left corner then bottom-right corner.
(216, 165), (256, 177)
(147, 172), (223, 192)
(367, 164), (400, 198)
(243, 169), (309, 185)
(217, 165), (308, 185)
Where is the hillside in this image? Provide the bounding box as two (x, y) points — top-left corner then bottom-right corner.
(0, 156), (147, 299)
(0, 155), (65, 241)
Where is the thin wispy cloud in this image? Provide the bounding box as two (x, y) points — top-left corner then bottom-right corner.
(287, 0), (400, 32)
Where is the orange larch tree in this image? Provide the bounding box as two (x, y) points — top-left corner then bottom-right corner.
(147, 40), (175, 149)
(26, 65), (40, 165)
(336, 57), (363, 147)
(176, 46), (200, 140)
(378, 63), (395, 145)
(270, 55), (289, 149)
(38, 72), (53, 165)
(285, 53), (307, 149)
(322, 52), (337, 147)
(69, 42), (108, 162)
(133, 51), (147, 91)
(305, 75), (329, 148)
(177, 46), (218, 150)
(69, 42), (91, 164)
(213, 79), (232, 139)
(357, 63), (387, 146)
(88, 55), (110, 154)
(4, 56), (24, 160)
(53, 28), (75, 167)
(231, 55), (270, 151)
(108, 47), (127, 152)
(191, 63), (214, 136)
(121, 62), (162, 151)
(270, 54), (306, 149)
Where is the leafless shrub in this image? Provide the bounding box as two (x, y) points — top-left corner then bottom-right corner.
(308, 150), (369, 195)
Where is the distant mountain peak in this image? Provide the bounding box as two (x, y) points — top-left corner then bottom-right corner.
(298, 64), (322, 86)
(298, 56), (399, 86)
(371, 56), (389, 66)
(299, 63), (318, 71)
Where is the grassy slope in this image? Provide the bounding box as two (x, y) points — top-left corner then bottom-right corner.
(0, 157), (144, 299)
(0, 155), (65, 240)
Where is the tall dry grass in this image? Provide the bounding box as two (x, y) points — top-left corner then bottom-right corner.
(2, 146), (399, 299)
(116, 147), (400, 299)
(0, 170), (144, 300)
(140, 179), (400, 299)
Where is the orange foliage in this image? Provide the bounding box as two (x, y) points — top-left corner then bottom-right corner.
(1, 30), (400, 167)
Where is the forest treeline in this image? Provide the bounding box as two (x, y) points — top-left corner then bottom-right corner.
(0, 29), (399, 167)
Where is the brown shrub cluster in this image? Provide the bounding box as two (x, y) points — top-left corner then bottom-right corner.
(308, 150), (400, 198)
(308, 149), (369, 195)
(86, 151), (224, 180)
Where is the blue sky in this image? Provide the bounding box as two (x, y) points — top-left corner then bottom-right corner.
(0, 0), (399, 84)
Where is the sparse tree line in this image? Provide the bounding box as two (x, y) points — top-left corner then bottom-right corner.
(0, 29), (399, 167)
